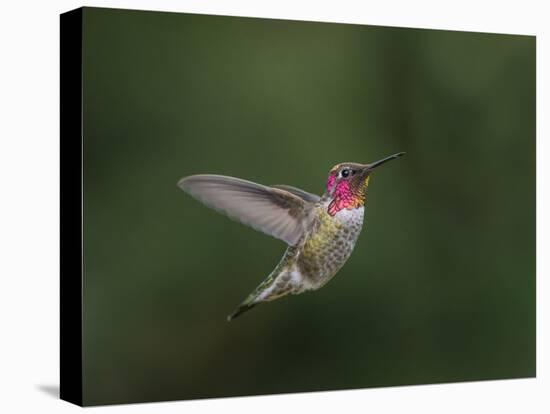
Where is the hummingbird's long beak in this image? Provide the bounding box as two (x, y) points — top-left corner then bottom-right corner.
(365, 152), (406, 171)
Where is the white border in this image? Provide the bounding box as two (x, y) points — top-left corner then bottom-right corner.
(0, 1), (547, 413)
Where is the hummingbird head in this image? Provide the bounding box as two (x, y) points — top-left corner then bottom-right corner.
(325, 152), (405, 216)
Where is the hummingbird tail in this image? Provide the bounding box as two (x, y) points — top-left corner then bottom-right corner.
(227, 301), (258, 322)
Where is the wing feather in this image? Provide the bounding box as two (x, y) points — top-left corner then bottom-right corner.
(271, 184), (321, 203)
(178, 175), (314, 246)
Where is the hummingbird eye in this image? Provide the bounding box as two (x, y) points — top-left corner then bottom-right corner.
(341, 169), (350, 178)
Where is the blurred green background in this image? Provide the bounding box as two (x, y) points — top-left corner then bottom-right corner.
(81, 7), (535, 406)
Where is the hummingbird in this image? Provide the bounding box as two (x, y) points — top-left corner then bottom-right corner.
(178, 152), (404, 321)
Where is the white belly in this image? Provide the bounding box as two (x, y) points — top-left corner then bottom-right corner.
(295, 205), (365, 290)
(334, 205), (365, 226)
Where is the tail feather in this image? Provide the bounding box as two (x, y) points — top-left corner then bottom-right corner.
(227, 275), (273, 321)
(227, 301), (258, 321)
(227, 269), (287, 321)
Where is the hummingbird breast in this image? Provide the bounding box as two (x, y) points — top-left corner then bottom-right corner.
(297, 203), (365, 290)
(249, 203), (365, 304)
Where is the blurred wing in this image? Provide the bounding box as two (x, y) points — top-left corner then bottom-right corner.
(178, 175), (313, 246)
(271, 184), (320, 203)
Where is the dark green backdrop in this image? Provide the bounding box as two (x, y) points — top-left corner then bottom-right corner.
(81, 7), (535, 406)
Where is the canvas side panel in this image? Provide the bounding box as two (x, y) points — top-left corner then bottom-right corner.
(60, 7), (83, 407)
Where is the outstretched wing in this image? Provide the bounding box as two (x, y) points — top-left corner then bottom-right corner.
(271, 184), (320, 203)
(178, 175), (314, 246)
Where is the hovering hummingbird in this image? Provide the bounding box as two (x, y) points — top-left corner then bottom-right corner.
(178, 152), (405, 321)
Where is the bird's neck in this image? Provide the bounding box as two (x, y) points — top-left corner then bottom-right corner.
(327, 177), (369, 216)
